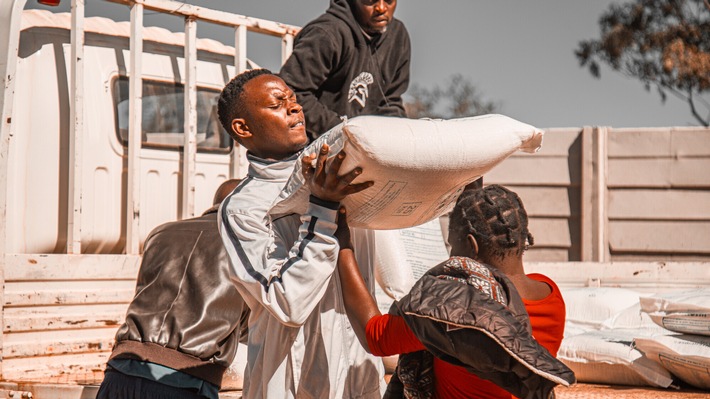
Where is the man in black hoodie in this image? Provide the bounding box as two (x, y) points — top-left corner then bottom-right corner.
(280, 0), (410, 141)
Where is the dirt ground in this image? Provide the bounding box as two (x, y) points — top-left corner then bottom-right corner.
(554, 383), (709, 399)
(9, 371), (710, 398)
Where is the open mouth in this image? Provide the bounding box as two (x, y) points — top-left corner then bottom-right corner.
(291, 120), (304, 129)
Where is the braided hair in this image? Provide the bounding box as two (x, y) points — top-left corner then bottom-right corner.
(217, 68), (273, 141)
(448, 184), (534, 260)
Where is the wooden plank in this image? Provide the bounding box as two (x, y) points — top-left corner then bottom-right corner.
(593, 127), (609, 262)
(525, 248), (577, 262)
(0, 385), (101, 399)
(608, 158), (710, 188)
(672, 128), (710, 157)
(538, 128), (582, 156)
(4, 304), (126, 332)
(4, 280), (135, 307)
(281, 33), (293, 65)
(106, 0), (301, 37)
(608, 158), (671, 187)
(67, 0), (85, 254)
(609, 220), (710, 254)
(607, 127), (710, 158)
(0, 352), (108, 381)
(3, 328), (115, 358)
(608, 128), (671, 157)
(0, 0), (25, 269)
(528, 218), (573, 247)
(181, 15), (198, 220)
(504, 186), (576, 218)
(608, 189), (710, 220)
(610, 253), (710, 262)
(672, 158), (710, 187)
(126, 2), (143, 255)
(485, 157), (576, 186)
(4, 254), (140, 281)
(230, 24), (247, 180)
(580, 126), (594, 262)
(526, 262), (710, 292)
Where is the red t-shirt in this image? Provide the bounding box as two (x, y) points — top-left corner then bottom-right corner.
(366, 273), (566, 399)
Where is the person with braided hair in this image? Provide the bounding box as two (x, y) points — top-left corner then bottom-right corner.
(336, 184), (570, 399)
(447, 183), (565, 355)
(445, 184), (567, 396)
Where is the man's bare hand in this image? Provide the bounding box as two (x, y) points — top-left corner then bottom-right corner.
(301, 144), (373, 203)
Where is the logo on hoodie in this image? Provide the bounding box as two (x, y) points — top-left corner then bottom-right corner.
(348, 72), (374, 108)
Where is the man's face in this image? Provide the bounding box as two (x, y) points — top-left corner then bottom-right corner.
(236, 75), (308, 160)
(351, 0), (397, 36)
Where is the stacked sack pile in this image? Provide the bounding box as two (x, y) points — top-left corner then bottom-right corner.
(558, 287), (710, 390)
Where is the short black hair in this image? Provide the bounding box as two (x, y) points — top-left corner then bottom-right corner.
(217, 68), (273, 141)
(448, 184), (534, 259)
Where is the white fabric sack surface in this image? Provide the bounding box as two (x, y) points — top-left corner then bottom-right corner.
(600, 302), (672, 334)
(222, 342), (248, 390)
(558, 329), (674, 388)
(560, 287), (647, 335)
(268, 114), (544, 230)
(639, 288), (710, 336)
(634, 334), (710, 390)
(373, 218), (450, 300)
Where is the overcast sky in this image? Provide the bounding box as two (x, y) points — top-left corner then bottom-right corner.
(29, 0), (707, 129)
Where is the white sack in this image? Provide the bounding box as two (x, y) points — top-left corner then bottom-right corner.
(639, 288), (710, 336)
(221, 343), (248, 390)
(634, 334), (710, 390)
(600, 302), (670, 333)
(374, 218), (450, 300)
(269, 114), (543, 229)
(558, 329), (673, 388)
(561, 287), (646, 335)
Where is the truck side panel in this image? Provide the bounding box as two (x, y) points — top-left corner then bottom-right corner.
(8, 26), (236, 254)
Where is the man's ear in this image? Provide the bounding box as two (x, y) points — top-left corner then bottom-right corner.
(231, 118), (252, 140)
(467, 233), (479, 259)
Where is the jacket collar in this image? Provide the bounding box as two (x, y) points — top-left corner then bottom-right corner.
(247, 151), (301, 182)
(202, 204), (219, 216)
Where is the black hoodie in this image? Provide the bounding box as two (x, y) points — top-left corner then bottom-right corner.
(279, 0), (411, 140)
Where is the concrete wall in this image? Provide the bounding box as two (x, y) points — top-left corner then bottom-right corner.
(486, 126), (710, 262)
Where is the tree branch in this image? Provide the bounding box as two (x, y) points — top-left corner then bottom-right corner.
(640, 77), (710, 127)
(687, 89), (710, 127)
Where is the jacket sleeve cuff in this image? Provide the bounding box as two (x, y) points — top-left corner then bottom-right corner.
(307, 195), (340, 224)
(309, 195), (340, 211)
